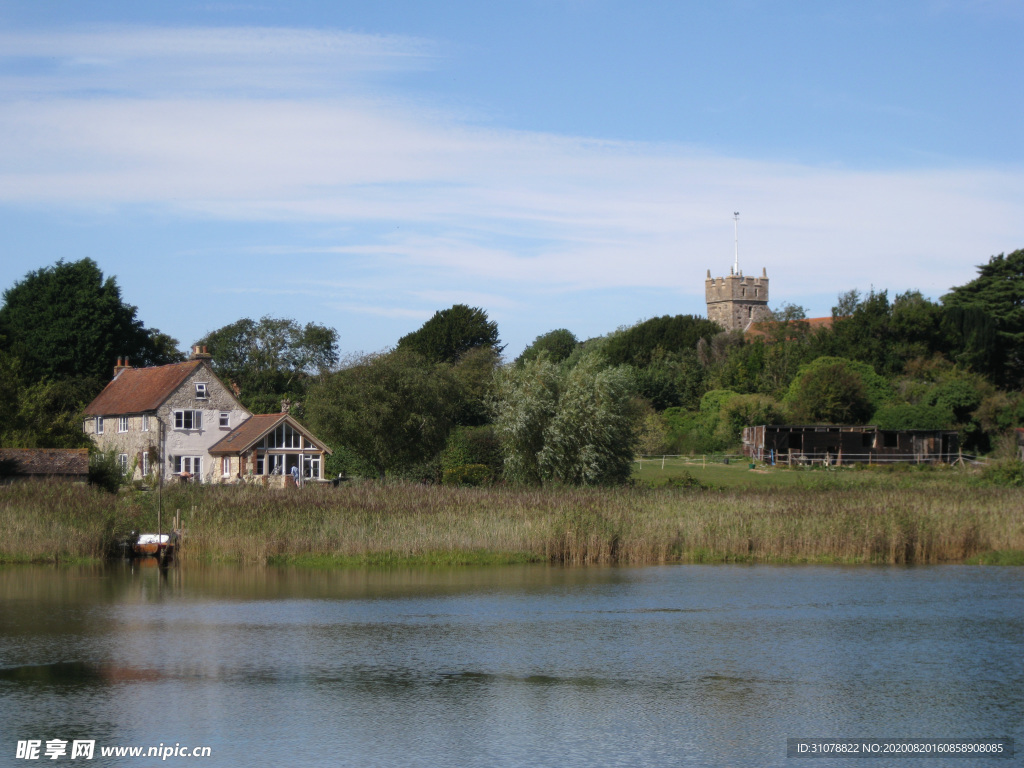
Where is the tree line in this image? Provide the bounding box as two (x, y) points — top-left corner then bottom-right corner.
(2, 250), (1023, 483)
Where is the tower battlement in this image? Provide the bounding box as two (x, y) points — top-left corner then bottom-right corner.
(705, 267), (770, 331)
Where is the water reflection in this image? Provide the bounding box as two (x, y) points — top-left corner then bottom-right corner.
(0, 564), (1021, 768)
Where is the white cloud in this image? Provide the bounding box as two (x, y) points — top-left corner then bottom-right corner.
(0, 23), (1022, 327)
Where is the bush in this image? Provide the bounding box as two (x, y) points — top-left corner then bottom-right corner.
(88, 450), (124, 494)
(980, 459), (1024, 487)
(442, 464), (492, 486)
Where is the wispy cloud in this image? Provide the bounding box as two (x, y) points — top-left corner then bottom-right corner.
(0, 24), (1022, 340)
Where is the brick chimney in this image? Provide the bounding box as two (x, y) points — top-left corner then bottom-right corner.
(113, 357), (132, 378)
(190, 345), (212, 360)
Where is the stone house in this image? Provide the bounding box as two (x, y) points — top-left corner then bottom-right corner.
(83, 346), (330, 485)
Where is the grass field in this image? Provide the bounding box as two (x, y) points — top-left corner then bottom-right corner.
(631, 455), (977, 490)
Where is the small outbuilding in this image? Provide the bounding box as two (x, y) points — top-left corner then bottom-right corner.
(0, 448), (90, 483)
(742, 425), (960, 465)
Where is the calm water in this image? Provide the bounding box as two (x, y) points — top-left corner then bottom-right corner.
(0, 563), (1021, 767)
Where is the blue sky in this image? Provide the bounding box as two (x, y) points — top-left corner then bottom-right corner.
(1, 1), (1022, 360)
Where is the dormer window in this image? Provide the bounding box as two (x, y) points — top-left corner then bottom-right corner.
(195, 382), (209, 399)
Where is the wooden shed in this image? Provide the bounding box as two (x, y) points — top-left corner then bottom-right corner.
(742, 425), (960, 465)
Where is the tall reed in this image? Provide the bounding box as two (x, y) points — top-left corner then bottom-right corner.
(2, 480), (1022, 565)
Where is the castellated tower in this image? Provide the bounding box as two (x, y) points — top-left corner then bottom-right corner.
(705, 267), (771, 332)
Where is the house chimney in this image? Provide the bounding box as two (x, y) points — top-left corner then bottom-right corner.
(191, 345), (212, 360)
(113, 357), (132, 378)
(281, 398), (291, 414)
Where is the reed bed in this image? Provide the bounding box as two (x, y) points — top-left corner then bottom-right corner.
(2, 479), (1022, 566)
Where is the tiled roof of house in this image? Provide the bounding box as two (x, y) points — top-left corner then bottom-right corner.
(0, 448), (89, 477)
(84, 360), (204, 416)
(209, 413), (331, 455)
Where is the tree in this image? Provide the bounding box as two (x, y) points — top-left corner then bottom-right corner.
(603, 315), (720, 368)
(196, 316), (339, 412)
(783, 357), (892, 424)
(942, 249), (1024, 386)
(306, 350), (456, 480)
(516, 328), (579, 366)
(491, 352), (639, 485)
(396, 304), (502, 364)
(0, 258), (179, 382)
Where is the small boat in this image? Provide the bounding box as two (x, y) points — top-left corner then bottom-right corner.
(132, 532), (177, 559)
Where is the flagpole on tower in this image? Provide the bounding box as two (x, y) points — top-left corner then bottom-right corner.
(733, 212), (740, 275)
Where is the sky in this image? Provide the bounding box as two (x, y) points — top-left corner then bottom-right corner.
(1, 0), (1022, 360)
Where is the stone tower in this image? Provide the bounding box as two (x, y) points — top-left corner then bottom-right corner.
(705, 267), (770, 332)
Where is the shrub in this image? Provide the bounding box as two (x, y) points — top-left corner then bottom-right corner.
(442, 464), (492, 486)
(88, 450), (124, 494)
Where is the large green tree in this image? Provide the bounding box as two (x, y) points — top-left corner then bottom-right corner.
(491, 352), (639, 485)
(942, 248), (1024, 386)
(196, 316), (339, 413)
(0, 258), (181, 382)
(783, 356), (894, 424)
(396, 304), (502, 364)
(516, 328), (579, 366)
(603, 314), (720, 368)
(306, 350), (457, 480)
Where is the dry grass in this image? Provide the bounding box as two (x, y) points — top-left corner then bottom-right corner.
(2, 479), (1022, 566)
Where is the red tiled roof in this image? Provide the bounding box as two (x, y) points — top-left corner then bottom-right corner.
(84, 360), (204, 416)
(209, 413), (331, 455)
(745, 316), (835, 339)
(0, 448), (89, 477)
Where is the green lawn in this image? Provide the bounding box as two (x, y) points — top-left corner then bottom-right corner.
(631, 455), (979, 490)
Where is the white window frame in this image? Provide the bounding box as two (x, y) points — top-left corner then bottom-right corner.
(142, 414), (149, 432)
(195, 382), (209, 400)
(96, 416), (104, 435)
(222, 456), (231, 476)
(141, 451), (150, 477)
(219, 412), (230, 428)
(118, 416), (129, 433)
(173, 410), (202, 431)
(117, 453), (129, 474)
(172, 455), (203, 479)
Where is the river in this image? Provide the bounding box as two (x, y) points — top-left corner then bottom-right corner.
(1, 563), (1021, 767)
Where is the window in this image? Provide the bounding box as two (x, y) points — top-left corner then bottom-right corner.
(117, 454), (129, 474)
(195, 382), (209, 399)
(141, 451), (150, 477)
(172, 455), (202, 477)
(118, 416), (129, 433)
(142, 414), (149, 432)
(222, 457), (231, 476)
(219, 412), (230, 428)
(173, 410), (202, 430)
(96, 417), (104, 435)
(302, 455), (321, 479)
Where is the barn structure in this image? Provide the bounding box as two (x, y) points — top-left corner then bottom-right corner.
(742, 425), (960, 466)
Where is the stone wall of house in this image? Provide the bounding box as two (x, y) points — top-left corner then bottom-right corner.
(705, 269), (771, 332)
(84, 414), (160, 480)
(155, 361), (250, 483)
